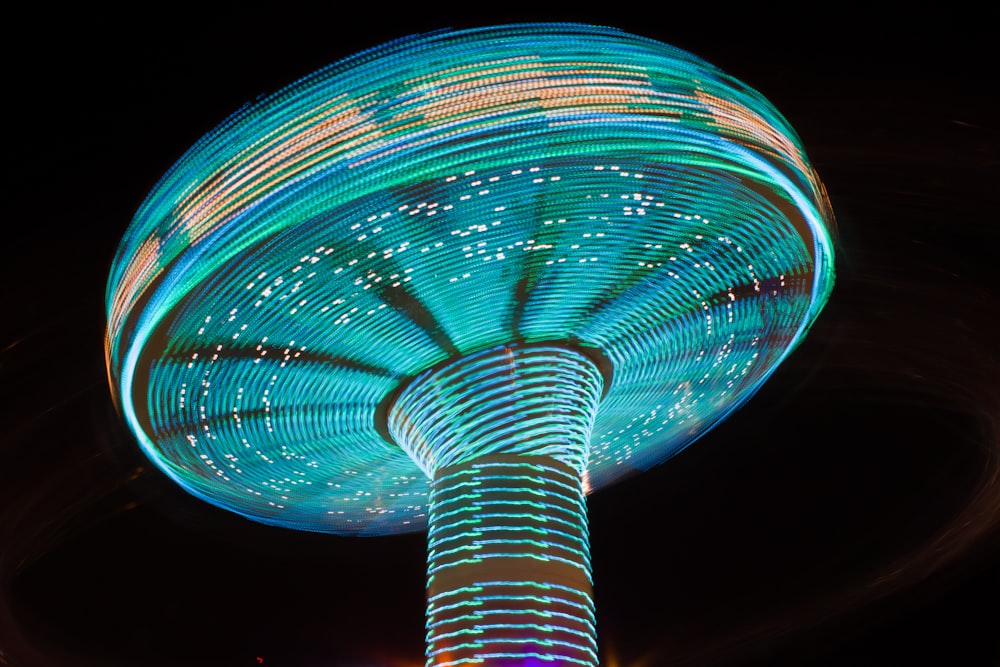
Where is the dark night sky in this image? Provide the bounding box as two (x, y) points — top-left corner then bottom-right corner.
(3, 4), (999, 666)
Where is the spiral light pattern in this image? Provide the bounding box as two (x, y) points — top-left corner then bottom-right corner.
(106, 23), (835, 538)
(388, 343), (603, 477)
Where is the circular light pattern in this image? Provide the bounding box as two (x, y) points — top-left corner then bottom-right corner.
(106, 23), (835, 535)
(389, 343), (604, 478)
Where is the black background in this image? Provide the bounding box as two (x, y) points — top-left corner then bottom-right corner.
(3, 4), (998, 666)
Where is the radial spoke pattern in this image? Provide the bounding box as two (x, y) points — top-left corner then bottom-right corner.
(106, 23), (835, 534)
(106, 21), (837, 667)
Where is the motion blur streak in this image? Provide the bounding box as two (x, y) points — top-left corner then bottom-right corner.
(4, 235), (999, 667)
(618, 244), (1000, 665)
(2, 9), (996, 667)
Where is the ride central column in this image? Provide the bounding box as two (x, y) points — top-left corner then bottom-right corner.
(427, 455), (596, 666)
(387, 343), (604, 666)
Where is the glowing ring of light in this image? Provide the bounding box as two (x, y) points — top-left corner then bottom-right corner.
(106, 23), (835, 535)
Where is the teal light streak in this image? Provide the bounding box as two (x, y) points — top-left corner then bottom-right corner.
(108, 25), (834, 534)
(106, 22), (835, 667)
